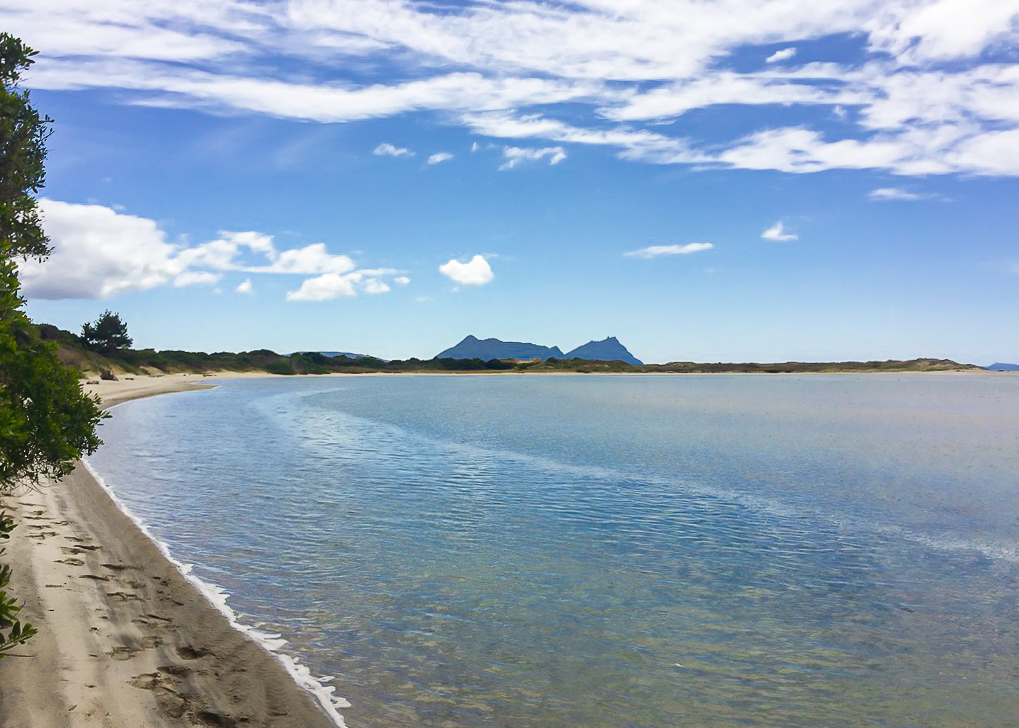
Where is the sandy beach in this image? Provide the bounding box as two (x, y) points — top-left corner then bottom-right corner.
(0, 374), (340, 728)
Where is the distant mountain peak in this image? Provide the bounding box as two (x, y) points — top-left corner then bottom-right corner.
(437, 336), (563, 361)
(565, 337), (642, 365)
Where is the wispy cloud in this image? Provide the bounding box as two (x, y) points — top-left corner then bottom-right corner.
(286, 273), (358, 301)
(625, 243), (714, 258)
(11, 0), (1019, 177)
(766, 48), (797, 63)
(374, 142), (413, 157)
(236, 278), (253, 294)
(439, 255), (494, 285)
(19, 200), (403, 301)
(761, 222), (798, 242)
(499, 146), (567, 170)
(868, 187), (927, 201)
(427, 151), (454, 165)
(174, 271), (222, 287)
(363, 278), (390, 294)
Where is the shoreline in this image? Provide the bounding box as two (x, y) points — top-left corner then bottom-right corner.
(0, 373), (342, 728)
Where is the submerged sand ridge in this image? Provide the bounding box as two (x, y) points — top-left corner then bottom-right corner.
(0, 374), (339, 728)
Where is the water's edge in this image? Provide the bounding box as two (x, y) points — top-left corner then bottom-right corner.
(87, 395), (352, 727)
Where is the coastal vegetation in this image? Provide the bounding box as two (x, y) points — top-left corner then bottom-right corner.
(34, 320), (983, 377)
(0, 34), (105, 656)
(81, 309), (133, 355)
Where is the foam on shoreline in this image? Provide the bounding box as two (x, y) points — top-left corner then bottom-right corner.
(81, 451), (352, 728)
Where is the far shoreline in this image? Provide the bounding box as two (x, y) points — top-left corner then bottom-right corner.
(80, 367), (1011, 393)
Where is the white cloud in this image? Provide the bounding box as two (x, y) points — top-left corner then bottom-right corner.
(174, 270), (222, 287)
(20, 199), (401, 300)
(869, 187), (926, 201)
(470, 141), (480, 152)
(251, 243), (355, 275)
(10, 0), (1019, 177)
(499, 146), (567, 170)
(947, 128), (1019, 176)
(236, 278), (253, 294)
(394, 275), (411, 285)
(439, 254), (494, 285)
(374, 142), (413, 157)
(766, 48), (797, 63)
(286, 272), (359, 301)
(362, 278), (390, 294)
(625, 243), (714, 258)
(19, 199), (181, 299)
(761, 221), (798, 242)
(427, 151), (454, 165)
(175, 231), (277, 270)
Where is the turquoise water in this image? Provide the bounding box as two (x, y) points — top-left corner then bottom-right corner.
(89, 375), (1019, 727)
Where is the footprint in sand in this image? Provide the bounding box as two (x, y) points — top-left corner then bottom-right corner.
(65, 538), (101, 550)
(156, 590), (185, 607)
(176, 645), (212, 660)
(101, 563), (139, 572)
(56, 558), (86, 566)
(195, 710), (239, 727)
(129, 672), (189, 720)
(107, 591), (142, 602)
(60, 544), (101, 553)
(132, 614), (174, 629)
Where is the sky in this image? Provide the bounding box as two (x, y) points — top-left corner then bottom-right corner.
(6, 0), (1019, 364)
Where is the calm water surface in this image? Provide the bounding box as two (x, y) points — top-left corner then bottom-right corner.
(89, 375), (1019, 727)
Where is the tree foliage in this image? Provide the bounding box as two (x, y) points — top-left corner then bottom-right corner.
(2, 259), (105, 488)
(1, 34), (106, 657)
(0, 510), (37, 656)
(81, 310), (132, 354)
(0, 33), (51, 260)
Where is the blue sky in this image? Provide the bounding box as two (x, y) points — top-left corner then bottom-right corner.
(7, 0), (1019, 364)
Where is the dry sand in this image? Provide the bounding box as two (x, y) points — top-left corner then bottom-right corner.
(0, 374), (342, 728)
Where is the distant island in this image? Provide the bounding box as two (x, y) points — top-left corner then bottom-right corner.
(438, 335), (643, 365)
(987, 362), (1019, 371)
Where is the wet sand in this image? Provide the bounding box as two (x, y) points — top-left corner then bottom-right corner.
(0, 374), (342, 728)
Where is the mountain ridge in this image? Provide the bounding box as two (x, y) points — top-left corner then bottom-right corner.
(564, 337), (643, 365)
(436, 335), (564, 361)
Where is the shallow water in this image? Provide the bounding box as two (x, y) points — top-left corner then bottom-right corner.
(89, 374), (1019, 727)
